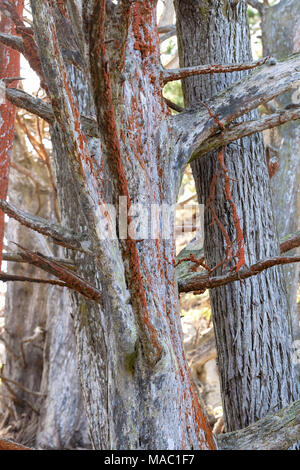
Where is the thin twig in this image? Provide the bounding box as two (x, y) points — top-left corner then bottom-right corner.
(0, 374), (46, 398)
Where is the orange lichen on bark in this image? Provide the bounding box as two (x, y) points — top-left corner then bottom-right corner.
(0, 438), (30, 450)
(0, 0), (23, 269)
(217, 149), (245, 272)
(201, 99), (246, 272)
(131, 1), (158, 60)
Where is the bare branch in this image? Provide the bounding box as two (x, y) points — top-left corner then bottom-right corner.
(164, 97), (184, 113)
(217, 400), (300, 450)
(191, 106), (300, 161)
(0, 438), (31, 451)
(5, 87), (54, 122)
(178, 255), (300, 294)
(13, 244), (103, 302)
(0, 374), (45, 397)
(158, 24), (176, 34)
(162, 57), (269, 84)
(0, 199), (91, 253)
(176, 229), (300, 293)
(160, 29), (177, 43)
(189, 327), (217, 369)
(5, 87), (100, 138)
(246, 0), (264, 13)
(172, 53), (300, 170)
(0, 272), (67, 287)
(0, 32), (24, 53)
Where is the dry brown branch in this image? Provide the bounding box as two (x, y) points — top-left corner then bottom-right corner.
(178, 255), (300, 293)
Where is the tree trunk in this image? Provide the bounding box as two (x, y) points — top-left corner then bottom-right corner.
(261, 0), (300, 379)
(27, 0), (215, 450)
(3, 127), (89, 448)
(175, 0), (299, 432)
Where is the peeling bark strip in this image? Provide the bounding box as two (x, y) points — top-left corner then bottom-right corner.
(0, 0), (23, 269)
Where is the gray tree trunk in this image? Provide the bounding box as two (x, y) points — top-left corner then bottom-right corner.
(261, 0), (300, 379)
(2, 127), (89, 448)
(26, 0), (216, 450)
(175, 0), (299, 432)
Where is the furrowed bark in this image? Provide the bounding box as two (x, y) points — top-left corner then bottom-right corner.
(29, 0), (215, 449)
(175, 0), (299, 436)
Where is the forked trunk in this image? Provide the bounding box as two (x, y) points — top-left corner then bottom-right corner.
(29, 1), (215, 450)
